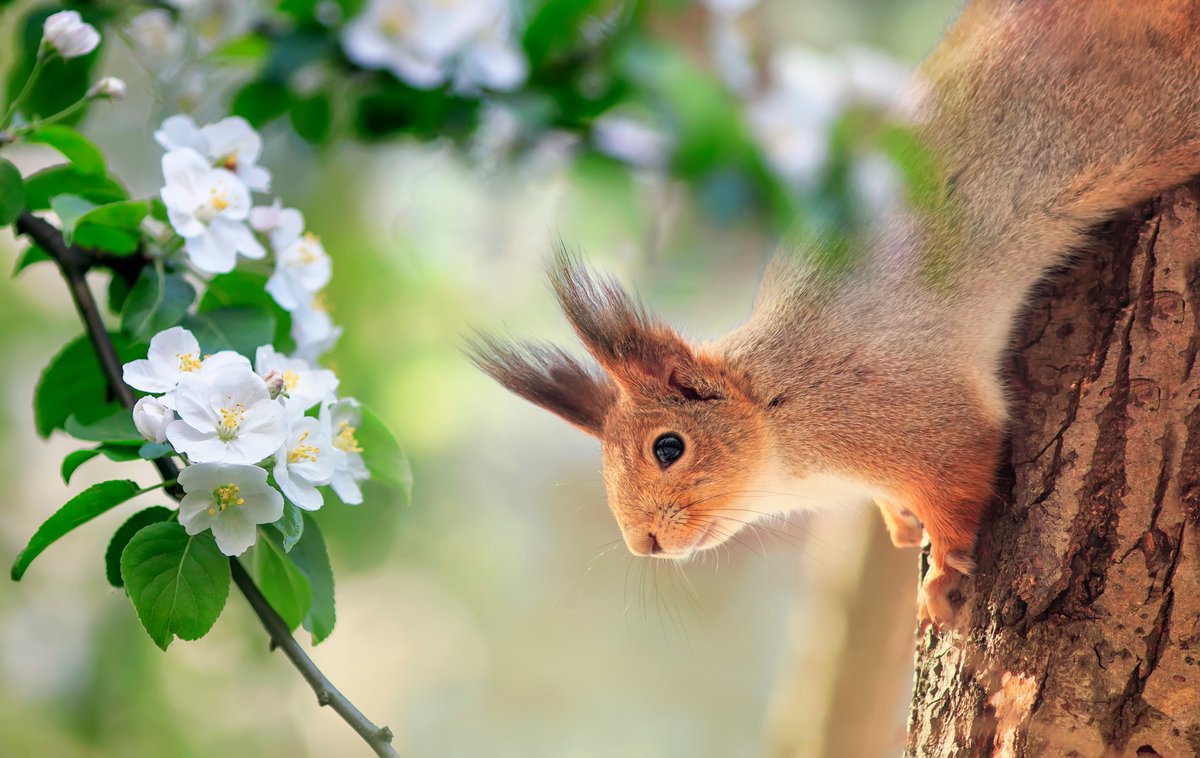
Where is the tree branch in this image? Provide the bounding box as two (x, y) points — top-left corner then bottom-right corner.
(15, 210), (400, 758)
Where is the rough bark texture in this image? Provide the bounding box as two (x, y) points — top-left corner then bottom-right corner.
(907, 183), (1200, 757)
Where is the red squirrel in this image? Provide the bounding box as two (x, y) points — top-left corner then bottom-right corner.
(470, 0), (1200, 627)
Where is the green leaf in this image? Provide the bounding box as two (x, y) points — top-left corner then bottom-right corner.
(210, 33), (270, 62)
(290, 92), (331, 144)
(105, 506), (173, 587)
(271, 501), (304, 552)
(10, 479), (142, 580)
(13, 245), (50, 276)
(251, 530), (312, 631)
(121, 522), (231, 650)
(23, 126), (106, 176)
(73, 200), (149, 254)
(65, 408), (142, 443)
(139, 442), (173, 459)
(49, 194), (95, 244)
(34, 332), (136, 438)
(22, 165), (127, 211)
(61, 443), (142, 484)
(291, 514), (335, 644)
(200, 271), (292, 348)
(183, 306), (275, 359)
(359, 404), (412, 503)
(121, 266), (196, 341)
(232, 79), (291, 128)
(0, 158), (24, 226)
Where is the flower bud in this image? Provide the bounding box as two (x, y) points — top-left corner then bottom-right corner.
(88, 76), (126, 101)
(43, 11), (101, 59)
(133, 396), (174, 444)
(262, 369), (286, 399)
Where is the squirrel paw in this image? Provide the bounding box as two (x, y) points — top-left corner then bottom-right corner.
(886, 508), (924, 548)
(917, 565), (967, 630)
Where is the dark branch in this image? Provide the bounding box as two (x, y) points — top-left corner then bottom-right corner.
(15, 210), (400, 758)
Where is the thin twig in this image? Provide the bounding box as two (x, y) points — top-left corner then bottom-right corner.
(15, 210), (400, 758)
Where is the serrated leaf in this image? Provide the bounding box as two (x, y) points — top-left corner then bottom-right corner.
(22, 165), (127, 211)
(291, 514), (335, 644)
(200, 272), (292, 348)
(61, 443), (142, 484)
(359, 404), (412, 504)
(23, 126), (106, 176)
(34, 333), (136, 438)
(139, 442), (173, 459)
(211, 33), (270, 62)
(271, 501), (304, 552)
(10, 479), (142, 580)
(0, 158), (24, 226)
(121, 266), (196, 340)
(13, 244), (50, 275)
(121, 522), (230, 650)
(183, 306), (275, 359)
(73, 200), (148, 254)
(105, 506), (172, 587)
(65, 408), (142, 443)
(232, 79), (290, 128)
(49, 194), (95, 244)
(250, 530), (312, 631)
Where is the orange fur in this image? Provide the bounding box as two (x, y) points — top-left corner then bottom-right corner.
(470, 0), (1200, 628)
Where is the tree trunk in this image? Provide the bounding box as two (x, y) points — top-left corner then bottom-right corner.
(906, 183), (1200, 756)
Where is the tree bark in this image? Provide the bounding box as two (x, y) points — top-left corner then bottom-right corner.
(907, 183), (1200, 756)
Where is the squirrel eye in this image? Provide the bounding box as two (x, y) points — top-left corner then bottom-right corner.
(653, 433), (685, 468)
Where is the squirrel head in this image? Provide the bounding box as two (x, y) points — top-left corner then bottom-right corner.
(470, 251), (770, 558)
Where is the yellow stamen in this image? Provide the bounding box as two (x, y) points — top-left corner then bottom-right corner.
(313, 291), (331, 313)
(220, 153), (239, 171)
(288, 429), (321, 463)
(176, 352), (201, 372)
(218, 404), (245, 441)
(334, 420), (363, 453)
(209, 187), (230, 211)
(214, 483), (245, 511)
(282, 370), (300, 391)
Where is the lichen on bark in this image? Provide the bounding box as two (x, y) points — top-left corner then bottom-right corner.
(907, 183), (1200, 757)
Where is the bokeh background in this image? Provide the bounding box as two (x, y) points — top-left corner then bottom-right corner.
(1, 0), (956, 755)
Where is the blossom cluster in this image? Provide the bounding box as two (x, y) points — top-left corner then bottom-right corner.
(156, 114), (340, 361)
(341, 0), (527, 93)
(124, 326), (368, 556)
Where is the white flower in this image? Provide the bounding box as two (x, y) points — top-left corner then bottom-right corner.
(87, 77), (126, 101)
(122, 326), (251, 399)
(167, 368), (287, 465)
(178, 462), (284, 556)
(128, 10), (182, 59)
(342, 0), (526, 92)
(155, 115), (271, 192)
(321, 398), (369, 504)
(248, 199), (304, 247)
(133, 396), (174, 443)
(254, 345), (338, 410)
(592, 114), (672, 169)
(290, 294), (343, 362)
(267, 229), (332, 311)
(43, 11), (100, 59)
(161, 147), (265, 273)
(273, 412), (335, 510)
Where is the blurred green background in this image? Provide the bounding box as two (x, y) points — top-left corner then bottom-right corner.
(0, 0), (956, 755)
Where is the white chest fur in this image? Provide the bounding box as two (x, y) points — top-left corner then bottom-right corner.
(739, 456), (887, 517)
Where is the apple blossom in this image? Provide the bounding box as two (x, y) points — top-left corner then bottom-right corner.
(341, 0), (526, 92)
(273, 413), (335, 510)
(166, 368), (287, 465)
(592, 114), (672, 169)
(133, 396), (174, 444)
(87, 77), (126, 101)
(249, 199), (304, 248)
(290, 295), (343, 362)
(122, 326), (250, 402)
(177, 462), (284, 556)
(254, 345), (338, 410)
(43, 11), (100, 59)
(161, 147), (265, 273)
(155, 115), (271, 192)
(266, 229), (332, 311)
(321, 398), (369, 504)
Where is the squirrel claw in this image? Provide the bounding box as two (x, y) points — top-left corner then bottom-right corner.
(917, 566), (965, 630)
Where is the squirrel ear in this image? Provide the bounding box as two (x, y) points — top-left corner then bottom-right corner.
(467, 335), (617, 437)
(550, 249), (725, 400)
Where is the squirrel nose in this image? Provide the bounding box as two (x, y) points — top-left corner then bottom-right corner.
(647, 532), (663, 555)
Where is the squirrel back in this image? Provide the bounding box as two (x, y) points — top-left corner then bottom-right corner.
(471, 0), (1200, 626)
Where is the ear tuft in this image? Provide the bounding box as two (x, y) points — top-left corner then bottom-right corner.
(466, 332), (617, 437)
